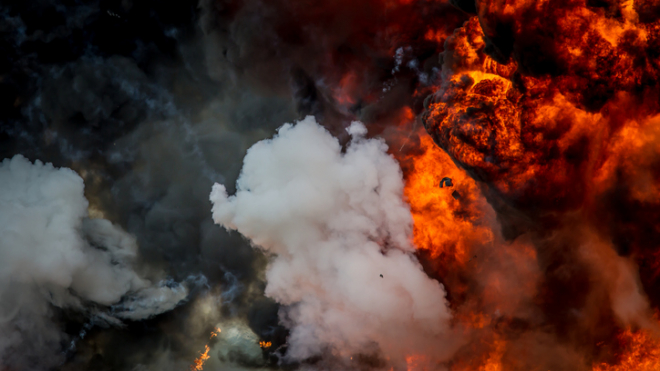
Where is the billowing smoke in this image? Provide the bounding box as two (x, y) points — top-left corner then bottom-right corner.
(0, 155), (189, 369)
(211, 116), (459, 369)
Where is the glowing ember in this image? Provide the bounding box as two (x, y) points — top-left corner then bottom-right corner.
(405, 354), (427, 371)
(259, 341), (272, 349)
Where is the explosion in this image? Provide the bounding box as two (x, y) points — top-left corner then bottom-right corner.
(414, 0), (660, 369)
(2, 0), (660, 370)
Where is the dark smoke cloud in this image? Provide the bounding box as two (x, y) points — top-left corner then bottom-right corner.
(0, 0), (304, 369)
(0, 0), (467, 369)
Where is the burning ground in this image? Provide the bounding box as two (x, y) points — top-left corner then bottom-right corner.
(1, 0), (660, 370)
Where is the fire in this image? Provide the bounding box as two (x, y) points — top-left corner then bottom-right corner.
(592, 329), (660, 371)
(190, 345), (210, 371)
(405, 354), (428, 371)
(259, 341), (272, 348)
(382, 0), (660, 368)
(400, 129), (494, 265)
(454, 338), (506, 371)
(189, 328), (221, 371)
(416, 0), (660, 369)
(424, 28), (449, 43)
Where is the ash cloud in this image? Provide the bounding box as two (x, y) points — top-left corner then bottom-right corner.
(211, 116), (460, 369)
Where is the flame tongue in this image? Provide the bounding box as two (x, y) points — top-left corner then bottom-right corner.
(189, 328), (221, 371)
(190, 345), (211, 371)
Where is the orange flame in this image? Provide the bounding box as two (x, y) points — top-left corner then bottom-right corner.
(402, 132), (493, 264)
(190, 345), (210, 371)
(209, 328), (221, 339)
(189, 328), (221, 371)
(592, 329), (660, 371)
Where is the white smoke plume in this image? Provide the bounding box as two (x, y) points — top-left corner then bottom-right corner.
(0, 155), (189, 369)
(210, 116), (460, 369)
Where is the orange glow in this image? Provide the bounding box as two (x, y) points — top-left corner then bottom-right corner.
(592, 329), (660, 371)
(424, 28), (449, 43)
(401, 130), (493, 264)
(259, 341), (272, 348)
(406, 354), (428, 371)
(333, 72), (360, 107)
(473, 339), (505, 371)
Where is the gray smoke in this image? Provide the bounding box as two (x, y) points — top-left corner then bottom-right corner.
(0, 155), (190, 369)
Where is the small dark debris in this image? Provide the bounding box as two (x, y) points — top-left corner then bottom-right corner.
(440, 177), (453, 188)
(380, 274), (383, 278)
(452, 190), (461, 200)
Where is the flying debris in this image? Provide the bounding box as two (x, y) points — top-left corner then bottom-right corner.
(451, 190), (461, 200)
(380, 274), (384, 278)
(440, 177), (453, 188)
